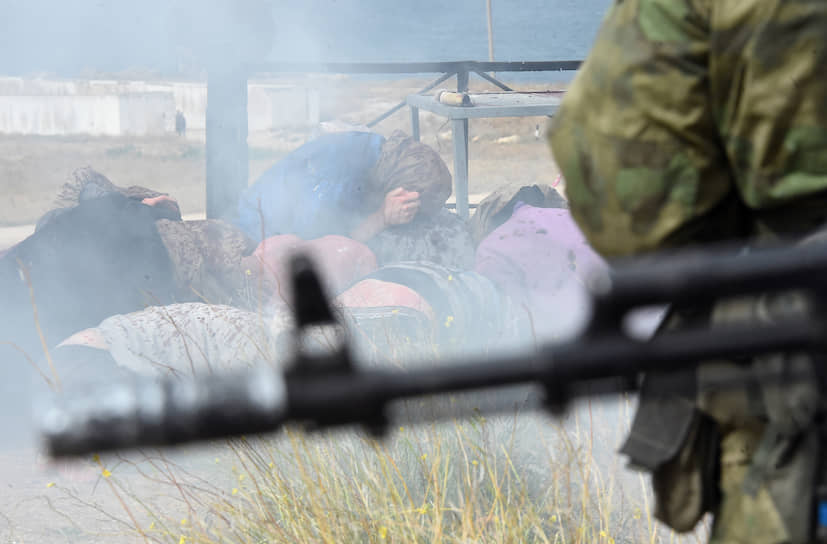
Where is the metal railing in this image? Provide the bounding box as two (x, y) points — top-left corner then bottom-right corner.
(245, 60), (581, 127)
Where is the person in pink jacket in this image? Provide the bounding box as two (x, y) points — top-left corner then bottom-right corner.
(474, 187), (608, 341)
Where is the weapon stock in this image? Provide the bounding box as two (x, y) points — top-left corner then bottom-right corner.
(41, 244), (827, 457)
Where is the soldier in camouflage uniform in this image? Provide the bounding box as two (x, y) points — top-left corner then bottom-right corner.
(549, 1), (827, 542)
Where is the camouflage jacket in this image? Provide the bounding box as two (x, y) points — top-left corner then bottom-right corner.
(549, 0), (827, 257)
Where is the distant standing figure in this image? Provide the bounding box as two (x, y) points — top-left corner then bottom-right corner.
(175, 110), (187, 137)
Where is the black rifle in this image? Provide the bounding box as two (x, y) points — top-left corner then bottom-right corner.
(41, 243), (827, 457)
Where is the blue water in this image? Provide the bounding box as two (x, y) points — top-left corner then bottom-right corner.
(0, 0), (610, 78)
(270, 0), (609, 63)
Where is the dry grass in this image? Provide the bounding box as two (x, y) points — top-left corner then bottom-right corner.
(40, 391), (711, 544)
(21, 297), (714, 543)
(8, 258), (713, 543)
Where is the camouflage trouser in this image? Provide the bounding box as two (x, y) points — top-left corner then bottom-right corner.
(631, 291), (822, 544)
(702, 292), (820, 544)
(548, 0), (827, 257)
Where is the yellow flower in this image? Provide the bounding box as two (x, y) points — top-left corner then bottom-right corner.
(46, 482), (55, 488)
(444, 315), (454, 328)
(378, 526), (388, 539)
(633, 508), (642, 520)
(398, 426), (405, 432)
(550, 515), (557, 523)
(471, 460), (479, 466)
(420, 454), (427, 461)
(178, 536), (186, 544)
(268, 461), (274, 469)
(102, 469), (112, 478)
(600, 530), (607, 537)
(149, 522), (156, 530)
(238, 474), (246, 482)
(245, 269), (252, 276)
(232, 488), (239, 496)
(181, 519), (188, 526)
(447, 274), (453, 281)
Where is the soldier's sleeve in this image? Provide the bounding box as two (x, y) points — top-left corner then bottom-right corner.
(710, 1), (827, 213)
(548, 0), (732, 257)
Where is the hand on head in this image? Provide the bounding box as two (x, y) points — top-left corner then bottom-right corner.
(382, 188), (420, 226)
(141, 194), (181, 217)
(141, 194), (177, 207)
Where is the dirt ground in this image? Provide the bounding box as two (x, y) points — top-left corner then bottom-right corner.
(0, 77), (565, 541)
(0, 441), (255, 543)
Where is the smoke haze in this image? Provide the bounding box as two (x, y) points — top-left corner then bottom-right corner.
(0, 1), (683, 542)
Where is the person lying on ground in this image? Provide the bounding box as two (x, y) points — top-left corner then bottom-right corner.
(468, 183), (569, 245)
(473, 184), (608, 341)
(235, 129), (475, 269)
(0, 171), (190, 437)
(251, 236), (515, 355)
(48, 303), (287, 389)
(0, 168), (271, 367)
(334, 261), (532, 357)
(250, 234), (378, 307)
(1, 172), (183, 361)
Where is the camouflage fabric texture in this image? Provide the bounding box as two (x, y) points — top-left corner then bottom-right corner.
(681, 293), (819, 544)
(549, 0), (827, 257)
(548, 1), (827, 542)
